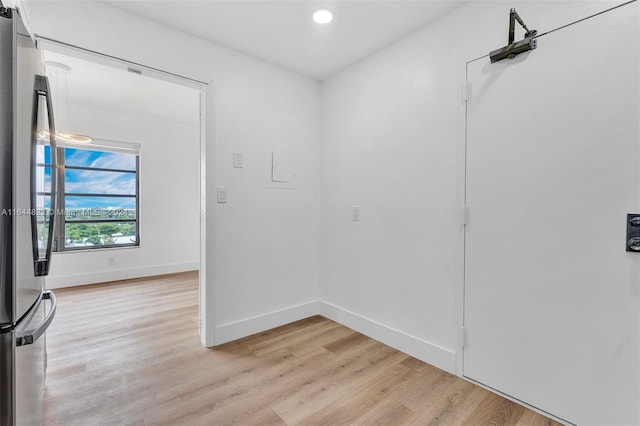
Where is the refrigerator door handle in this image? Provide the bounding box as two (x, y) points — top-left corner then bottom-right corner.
(31, 75), (58, 277)
(15, 290), (56, 347)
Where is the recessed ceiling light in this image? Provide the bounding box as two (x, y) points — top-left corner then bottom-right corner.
(313, 10), (333, 24)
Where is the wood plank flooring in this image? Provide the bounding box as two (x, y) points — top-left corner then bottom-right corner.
(44, 273), (561, 425)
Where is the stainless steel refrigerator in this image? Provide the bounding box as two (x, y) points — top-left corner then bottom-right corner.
(0, 3), (58, 425)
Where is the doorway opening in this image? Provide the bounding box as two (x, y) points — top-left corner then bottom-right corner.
(37, 38), (209, 343)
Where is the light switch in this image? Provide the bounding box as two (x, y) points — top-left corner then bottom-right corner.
(352, 206), (360, 222)
(217, 187), (228, 203)
(233, 152), (243, 168)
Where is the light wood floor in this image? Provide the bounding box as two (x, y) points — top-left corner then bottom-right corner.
(44, 273), (560, 425)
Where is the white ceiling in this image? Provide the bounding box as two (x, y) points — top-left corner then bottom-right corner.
(104, 0), (465, 80)
(38, 1), (465, 133)
(42, 50), (200, 128)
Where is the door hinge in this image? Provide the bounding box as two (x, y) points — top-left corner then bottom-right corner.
(461, 205), (468, 226)
(459, 327), (467, 348)
(465, 83), (472, 104)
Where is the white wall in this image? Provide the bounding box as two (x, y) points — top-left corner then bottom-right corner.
(45, 102), (201, 288)
(26, 0), (322, 344)
(319, 0), (628, 374)
(24, 0), (639, 422)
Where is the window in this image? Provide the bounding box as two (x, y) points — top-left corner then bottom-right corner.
(41, 140), (140, 251)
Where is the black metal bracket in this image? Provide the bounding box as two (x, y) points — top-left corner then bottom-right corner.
(0, 6), (12, 19)
(626, 214), (640, 252)
(508, 8), (537, 43)
(0, 0), (11, 18)
(490, 8), (537, 63)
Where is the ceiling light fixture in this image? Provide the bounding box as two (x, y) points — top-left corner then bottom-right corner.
(41, 130), (93, 144)
(313, 9), (333, 24)
(44, 60), (94, 143)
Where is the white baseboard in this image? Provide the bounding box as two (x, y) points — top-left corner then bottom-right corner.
(45, 262), (200, 288)
(319, 301), (456, 374)
(214, 301), (320, 346)
(212, 300), (456, 374)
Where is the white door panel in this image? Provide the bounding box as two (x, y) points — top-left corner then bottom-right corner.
(464, 5), (639, 425)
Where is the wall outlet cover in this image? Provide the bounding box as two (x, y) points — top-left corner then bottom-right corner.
(233, 152), (243, 168)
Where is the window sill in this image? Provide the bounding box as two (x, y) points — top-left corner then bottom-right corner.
(53, 245), (141, 255)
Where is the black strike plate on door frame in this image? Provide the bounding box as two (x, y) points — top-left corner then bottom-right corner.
(627, 214), (640, 252)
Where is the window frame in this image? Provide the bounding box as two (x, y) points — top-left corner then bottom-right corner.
(44, 145), (141, 252)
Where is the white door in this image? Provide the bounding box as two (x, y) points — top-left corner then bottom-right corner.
(463, 5), (639, 425)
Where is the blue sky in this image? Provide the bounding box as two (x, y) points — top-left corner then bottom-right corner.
(42, 147), (137, 210)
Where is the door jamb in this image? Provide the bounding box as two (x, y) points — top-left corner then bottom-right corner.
(455, 55), (487, 376)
